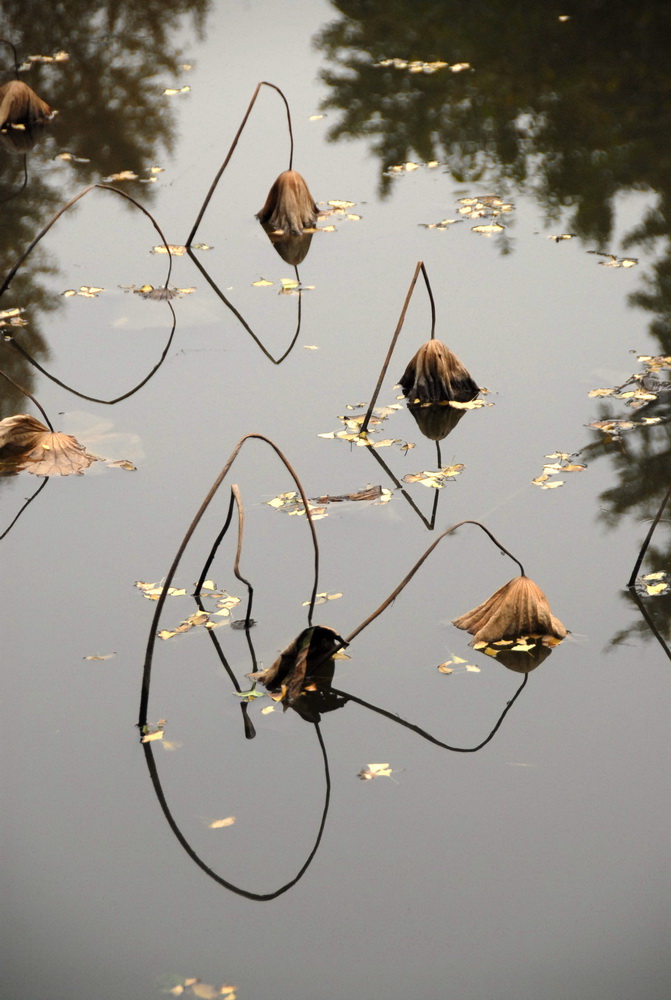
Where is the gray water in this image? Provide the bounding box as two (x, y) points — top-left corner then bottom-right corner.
(2, 2), (670, 998)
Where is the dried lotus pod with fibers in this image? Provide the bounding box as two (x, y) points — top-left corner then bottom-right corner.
(257, 169), (318, 235)
(0, 79), (51, 127)
(453, 575), (567, 644)
(400, 339), (479, 405)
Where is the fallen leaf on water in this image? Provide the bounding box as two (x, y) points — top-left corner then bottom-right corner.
(472, 223), (505, 234)
(107, 459), (137, 471)
(163, 85), (191, 95)
(303, 592), (343, 606)
(103, 170), (138, 182)
(402, 464), (464, 488)
(209, 817), (235, 829)
(55, 151), (90, 163)
(84, 653), (116, 661)
(261, 705), (275, 714)
(233, 687), (265, 701)
(358, 763), (394, 780)
(0, 414), (98, 476)
(252, 278), (274, 286)
(190, 984), (218, 1000)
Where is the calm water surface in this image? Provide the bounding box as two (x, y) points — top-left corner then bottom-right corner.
(2, 2), (670, 998)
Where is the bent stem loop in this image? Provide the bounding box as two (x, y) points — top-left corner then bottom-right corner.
(360, 260), (436, 435)
(186, 81), (294, 247)
(0, 183), (173, 298)
(138, 434), (319, 727)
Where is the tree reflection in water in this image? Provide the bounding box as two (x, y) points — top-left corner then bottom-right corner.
(316, 0), (671, 650)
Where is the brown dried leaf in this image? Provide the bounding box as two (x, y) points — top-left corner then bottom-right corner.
(0, 414), (98, 476)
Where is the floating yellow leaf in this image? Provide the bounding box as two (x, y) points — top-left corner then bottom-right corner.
(252, 278), (274, 286)
(84, 653), (116, 661)
(646, 583), (668, 596)
(358, 763), (394, 780)
(209, 817), (235, 829)
(472, 223), (505, 234)
(163, 85), (191, 95)
(328, 199), (355, 208)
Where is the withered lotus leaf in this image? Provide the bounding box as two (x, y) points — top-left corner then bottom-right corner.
(399, 340), (479, 405)
(453, 575), (567, 643)
(0, 414), (98, 476)
(250, 625), (344, 705)
(0, 80), (52, 127)
(257, 170), (318, 235)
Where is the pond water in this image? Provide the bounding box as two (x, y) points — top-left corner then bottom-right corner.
(2, 2), (671, 998)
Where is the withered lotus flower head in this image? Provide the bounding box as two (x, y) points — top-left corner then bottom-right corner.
(256, 169), (318, 235)
(399, 339), (479, 405)
(453, 575), (567, 644)
(0, 79), (52, 128)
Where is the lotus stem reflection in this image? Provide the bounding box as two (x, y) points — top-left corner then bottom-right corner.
(257, 169), (318, 235)
(453, 575), (567, 643)
(399, 339), (479, 405)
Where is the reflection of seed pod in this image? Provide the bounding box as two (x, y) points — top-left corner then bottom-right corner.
(257, 169), (318, 235)
(481, 638), (555, 673)
(406, 401), (467, 441)
(0, 120), (47, 153)
(261, 221), (314, 265)
(399, 339), (479, 404)
(453, 575), (567, 643)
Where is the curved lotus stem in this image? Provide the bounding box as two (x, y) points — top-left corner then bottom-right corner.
(138, 434), (320, 727)
(186, 81), (295, 246)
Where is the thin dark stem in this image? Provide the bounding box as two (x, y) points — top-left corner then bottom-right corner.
(140, 719), (330, 900)
(0, 38), (20, 76)
(186, 81), (294, 247)
(138, 435), (320, 727)
(0, 184), (173, 298)
(344, 519), (524, 645)
(332, 673), (528, 753)
(186, 248), (303, 364)
(365, 442), (438, 530)
(421, 262), (436, 339)
(0, 368), (53, 429)
(627, 484), (671, 588)
(0, 476), (48, 540)
(193, 581), (257, 740)
(4, 301), (177, 404)
(194, 489), (236, 594)
(360, 261), (422, 435)
(628, 589), (671, 664)
(231, 484), (257, 668)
